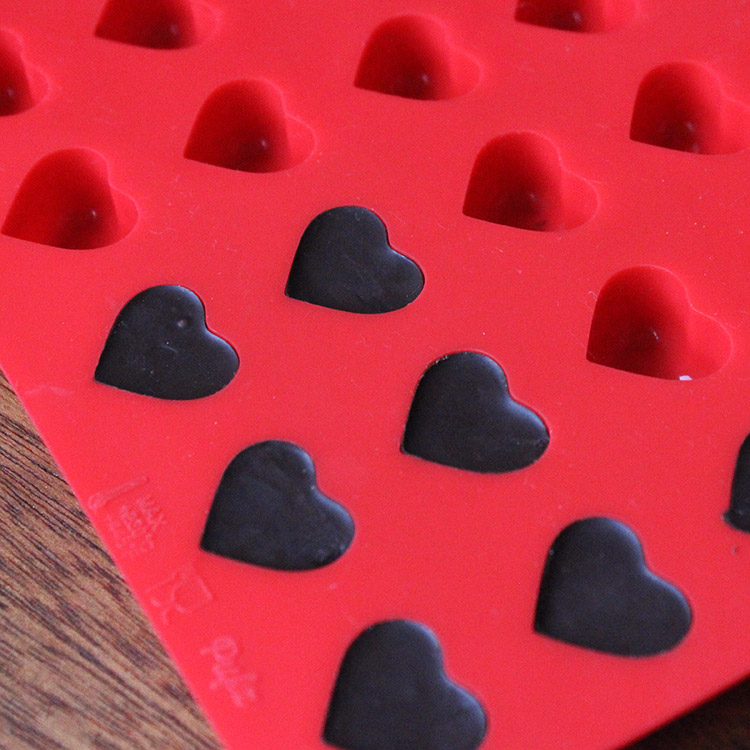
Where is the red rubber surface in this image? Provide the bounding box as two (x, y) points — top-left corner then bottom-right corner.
(0, 1), (749, 748)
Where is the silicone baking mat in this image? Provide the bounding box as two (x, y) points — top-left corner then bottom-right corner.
(1, 1), (750, 748)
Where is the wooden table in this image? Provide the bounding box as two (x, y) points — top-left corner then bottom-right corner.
(0, 371), (747, 750)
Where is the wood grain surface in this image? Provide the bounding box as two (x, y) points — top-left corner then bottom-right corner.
(0, 370), (748, 750)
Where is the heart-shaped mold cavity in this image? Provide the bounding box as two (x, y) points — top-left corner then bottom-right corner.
(463, 133), (597, 231)
(324, 620), (487, 750)
(0, 29), (47, 115)
(534, 517), (692, 656)
(2, 149), (138, 249)
(402, 352), (549, 473)
(355, 15), (479, 100)
(630, 62), (750, 154)
(514, 0), (636, 32)
(201, 441), (355, 571)
(285, 206), (424, 314)
(95, 0), (216, 49)
(725, 434), (750, 533)
(586, 266), (730, 380)
(95, 285), (238, 400)
(184, 80), (314, 173)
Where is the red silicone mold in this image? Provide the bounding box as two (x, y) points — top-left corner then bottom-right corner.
(1, 2), (750, 749)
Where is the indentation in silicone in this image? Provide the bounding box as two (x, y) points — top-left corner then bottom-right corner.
(515, 0), (636, 32)
(355, 15), (479, 100)
(185, 80), (314, 172)
(630, 62), (750, 154)
(587, 266), (730, 379)
(95, 0), (216, 49)
(0, 29), (47, 114)
(463, 132), (597, 231)
(3, 149), (138, 249)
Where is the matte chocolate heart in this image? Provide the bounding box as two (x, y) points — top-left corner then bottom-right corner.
(95, 285), (238, 400)
(286, 206), (424, 314)
(534, 517), (692, 656)
(402, 351), (548, 473)
(725, 433), (750, 532)
(324, 620), (486, 750)
(201, 440), (354, 571)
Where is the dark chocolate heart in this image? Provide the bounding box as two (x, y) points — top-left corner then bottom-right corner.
(200, 440), (354, 571)
(402, 351), (549, 473)
(285, 206), (424, 314)
(95, 285), (238, 400)
(534, 517), (692, 656)
(324, 620), (486, 750)
(725, 433), (750, 532)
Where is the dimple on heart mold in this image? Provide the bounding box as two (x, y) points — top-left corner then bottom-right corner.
(463, 132), (597, 231)
(630, 62), (750, 155)
(2, 149), (138, 250)
(586, 266), (731, 380)
(355, 15), (480, 100)
(514, 0), (637, 32)
(95, 0), (217, 49)
(184, 80), (315, 173)
(0, 28), (47, 115)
